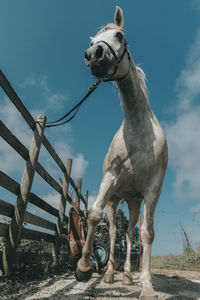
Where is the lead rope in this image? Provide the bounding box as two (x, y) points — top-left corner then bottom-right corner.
(45, 79), (101, 128)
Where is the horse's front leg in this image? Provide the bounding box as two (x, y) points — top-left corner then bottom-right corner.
(140, 184), (161, 299)
(75, 172), (115, 282)
(103, 198), (119, 283)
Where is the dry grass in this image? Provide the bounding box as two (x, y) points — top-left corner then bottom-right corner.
(151, 247), (200, 271)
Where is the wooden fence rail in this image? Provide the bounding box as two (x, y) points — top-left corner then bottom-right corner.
(0, 70), (88, 274)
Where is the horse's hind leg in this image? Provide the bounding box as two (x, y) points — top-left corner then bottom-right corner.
(75, 172), (115, 282)
(104, 197), (119, 283)
(123, 199), (142, 285)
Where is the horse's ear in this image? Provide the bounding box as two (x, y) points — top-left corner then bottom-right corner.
(114, 6), (124, 28)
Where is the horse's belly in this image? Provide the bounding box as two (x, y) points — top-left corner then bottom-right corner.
(112, 161), (138, 195)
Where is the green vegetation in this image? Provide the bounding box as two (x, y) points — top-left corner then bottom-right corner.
(94, 208), (139, 247)
(0, 238), (72, 282)
(151, 247), (200, 271)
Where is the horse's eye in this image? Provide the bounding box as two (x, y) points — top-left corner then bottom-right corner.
(91, 42), (94, 46)
(115, 31), (123, 42)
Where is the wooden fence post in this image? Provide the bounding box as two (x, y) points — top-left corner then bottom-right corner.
(52, 158), (72, 267)
(84, 190), (88, 218)
(76, 178), (82, 209)
(2, 114), (46, 274)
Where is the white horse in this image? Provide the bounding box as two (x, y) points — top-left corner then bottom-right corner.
(76, 6), (168, 299)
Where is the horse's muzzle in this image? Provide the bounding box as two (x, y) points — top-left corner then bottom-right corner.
(90, 63), (107, 78)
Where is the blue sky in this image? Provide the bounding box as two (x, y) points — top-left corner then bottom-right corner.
(1, 0), (200, 255)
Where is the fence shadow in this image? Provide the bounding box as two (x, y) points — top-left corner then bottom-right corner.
(1, 271), (200, 299)
(152, 273), (200, 300)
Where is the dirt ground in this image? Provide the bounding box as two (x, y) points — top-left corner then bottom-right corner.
(1, 269), (200, 300)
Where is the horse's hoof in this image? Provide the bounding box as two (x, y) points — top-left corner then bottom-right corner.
(122, 271), (133, 285)
(139, 294), (158, 300)
(75, 266), (93, 282)
(139, 286), (158, 300)
(104, 272), (114, 283)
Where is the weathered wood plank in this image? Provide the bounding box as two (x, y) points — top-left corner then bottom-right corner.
(0, 71), (35, 130)
(0, 224), (60, 244)
(76, 178), (82, 209)
(29, 193), (69, 224)
(21, 228), (55, 243)
(24, 211), (56, 231)
(0, 172), (62, 218)
(0, 170), (19, 195)
(84, 190), (88, 218)
(0, 222), (8, 237)
(0, 199), (13, 217)
(0, 169), (67, 223)
(53, 159), (72, 266)
(0, 199), (56, 231)
(42, 136), (87, 207)
(35, 163), (62, 194)
(0, 121), (62, 194)
(0, 71), (86, 206)
(0, 120), (29, 160)
(3, 115), (46, 274)
(29, 193), (57, 217)
(0, 101), (86, 207)
(0, 74), (84, 202)
(59, 159), (72, 224)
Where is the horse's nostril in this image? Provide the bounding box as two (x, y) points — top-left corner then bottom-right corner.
(95, 45), (103, 59)
(85, 51), (91, 61)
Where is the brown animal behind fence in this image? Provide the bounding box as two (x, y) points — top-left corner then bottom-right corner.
(0, 70), (88, 275)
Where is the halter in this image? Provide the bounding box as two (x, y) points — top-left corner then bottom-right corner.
(96, 38), (130, 82)
(45, 35), (130, 127)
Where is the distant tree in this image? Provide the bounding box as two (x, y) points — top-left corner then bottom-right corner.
(94, 209), (139, 248)
(180, 224), (194, 254)
(116, 209), (128, 244)
(94, 215), (109, 246)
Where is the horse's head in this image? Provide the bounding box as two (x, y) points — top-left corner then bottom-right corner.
(85, 6), (130, 81)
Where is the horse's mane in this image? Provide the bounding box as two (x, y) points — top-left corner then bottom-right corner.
(136, 66), (149, 102)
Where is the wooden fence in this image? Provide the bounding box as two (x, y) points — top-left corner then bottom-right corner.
(0, 70), (88, 275)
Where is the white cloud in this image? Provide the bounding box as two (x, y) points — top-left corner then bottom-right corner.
(0, 96), (32, 174)
(0, 96), (32, 147)
(191, 202), (200, 213)
(0, 76), (89, 182)
(48, 93), (66, 108)
(26, 192), (60, 227)
(20, 73), (68, 112)
(20, 73), (50, 94)
(20, 73), (37, 88)
(175, 29), (200, 112)
(0, 79), (89, 230)
(51, 140), (89, 179)
(190, 203), (200, 221)
(192, 0), (200, 10)
(88, 193), (97, 209)
(166, 28), (200, 201)
(166, 109), (200, 200)
(41, 192), (60, 209)
(71, 153), (89, 179)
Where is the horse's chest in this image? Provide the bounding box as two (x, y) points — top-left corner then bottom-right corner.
(112, 154), (153, 194)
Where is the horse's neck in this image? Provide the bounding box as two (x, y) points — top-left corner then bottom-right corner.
(117, 56), (151, 127)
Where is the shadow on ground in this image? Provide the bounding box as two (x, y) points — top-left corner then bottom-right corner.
(152, 273), (200, 300)
(1, 271), (200, 299)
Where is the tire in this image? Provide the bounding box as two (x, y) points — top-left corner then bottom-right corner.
(91, 242), (109, 267)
